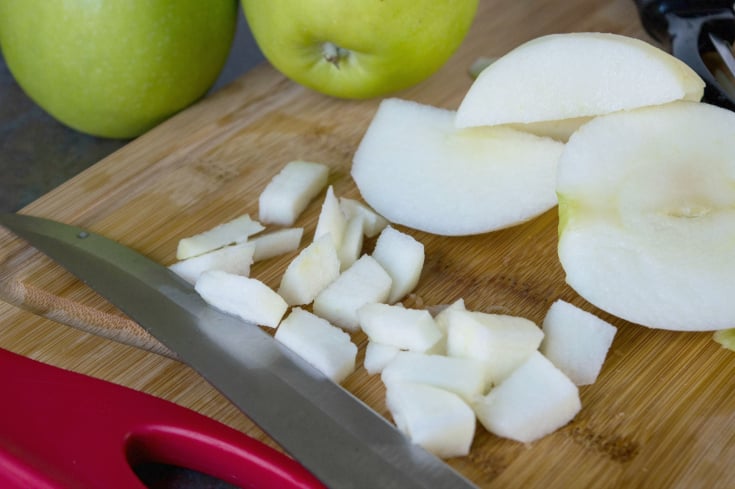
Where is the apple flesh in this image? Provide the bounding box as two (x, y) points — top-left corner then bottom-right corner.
(313, 255), (392, 331)
(358, 303), (442, 352)
(473, 351), (581, 444)
(364, 341), (401, 375)
(339, 198), (388, 238)
(242, 0), (479, 99)
(455, 32), (705, 129)
(259, 160), (329, 226)
(0, 0), (237, 138)
(277, 234), (340, 306)
(275, 308), (357, 383)
(249, 228), (304, 262)
(372, 226), (424, 303)
(351, 98), (564, 236)
(176, 214), (264, 260)
(169, 242), (255, 285)
(194, 270), (288, 328)
(385, 381), (476, 458)
(540, 300), (617, 385)
(557, 101), (735, 331)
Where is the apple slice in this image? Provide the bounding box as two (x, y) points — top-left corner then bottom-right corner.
(275, 308), (357, 383)
(385, 381), (476, 458)
(314, 185), (347, 249)
(364, 341), (401, 375)
(425, 298), (466, 355)
(169, 242), (256, 285)
(313, 255), (392, 331)
(250, 227), (304, 262)
(372, 226), (424, 303)
(455, 32), (705, 128)
(381, 351), (487, 402)
(540, 300), (617, 385)
(258, 160), (329, 226)
(446, 309), (544, 387)
(195, 270), (288, 328)
(339, 197), (388, 238)
(176, 214), (264, 260)
(358, 302), (442, 352)
(351, 98), (564, 236)
(277, 234), (340, 306)
(473, 351), (581, 444)
(338, 217), (364, 271)
(557, 101), (735, 331)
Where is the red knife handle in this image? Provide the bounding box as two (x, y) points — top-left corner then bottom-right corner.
(0, 348), (325, 489)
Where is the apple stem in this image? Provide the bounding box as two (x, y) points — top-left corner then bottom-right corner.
(322, 42), (349, 69)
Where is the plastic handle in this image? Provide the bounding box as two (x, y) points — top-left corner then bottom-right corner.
(0, 348), (325, 489)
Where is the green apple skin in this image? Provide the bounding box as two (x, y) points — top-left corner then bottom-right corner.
(0, 0), (237, 139)
(242, 0), (479, 99)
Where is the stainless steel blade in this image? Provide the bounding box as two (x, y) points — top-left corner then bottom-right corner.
(0, 213), (477, 489)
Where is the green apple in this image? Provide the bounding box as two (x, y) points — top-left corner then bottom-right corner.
(0, 0), (237, 139)
(241, 0), (478, 99)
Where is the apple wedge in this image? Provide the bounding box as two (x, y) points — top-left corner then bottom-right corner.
(358, 302), (442, 352)
(278, 234), (340, 306)
(557, 101), (735, 331)
(372, 226), (424, 303)
(351, 98), (564, 236)
(455, 32), (705, 129)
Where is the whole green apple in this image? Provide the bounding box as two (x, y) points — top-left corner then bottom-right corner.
(242, 0), (478, 99)
(0, 0), (237, 139)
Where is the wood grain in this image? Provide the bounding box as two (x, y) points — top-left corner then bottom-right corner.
(2, 0), (735, 487)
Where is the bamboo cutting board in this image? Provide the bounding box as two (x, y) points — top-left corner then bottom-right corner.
(2, 0), (735, 487)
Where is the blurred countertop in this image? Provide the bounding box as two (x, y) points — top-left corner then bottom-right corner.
(0, 8), (264, 213)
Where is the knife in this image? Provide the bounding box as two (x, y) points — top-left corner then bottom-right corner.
(0, 213), (477, 489)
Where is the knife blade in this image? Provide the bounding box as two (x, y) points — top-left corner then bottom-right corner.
(0, 213), (477, 489)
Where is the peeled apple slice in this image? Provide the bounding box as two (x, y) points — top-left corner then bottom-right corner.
(557, 101), (735, 331)
(455, 32), (705, 128)
(351, 98), (564, 236)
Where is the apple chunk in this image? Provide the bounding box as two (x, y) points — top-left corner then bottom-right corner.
(557, 101), (735, 331)
(455, 32), (704, 128)
(278, 234), (340, 306)
(351, 98), (564, 236)
(275, 308), (357, 383)
(540, 300), (617, 386)
(169, 242), (256, 285)
(176, 214), (264, 260)
(386, 381), (476, 458)
(473, 351), (581, 443)
(258, 160), (329, 226)
(372, 226), (424, 303)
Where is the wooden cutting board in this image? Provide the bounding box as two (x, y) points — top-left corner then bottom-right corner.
(3, 0), (735, 487)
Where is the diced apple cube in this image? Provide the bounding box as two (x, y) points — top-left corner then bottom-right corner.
(473, 351), (581, 443)
(250, 227), (303, 262)
(358, 303), (442, 352)
(381, 351), (487, 402)
(372, 226), (424, 303)
(339, 197), (388, 238)
(363, 341), (401, 375)
(275, 308), (357, 384)
(195, 270), (287, 328)
(386, 381), (476, 458)
(169, 242), (256, 285)
(258, 160), (329, 226)
(176, 214), (264, 260)
(540, 299), (617, 385)
(313, 255), (392, 331)
(337, 217), (364, 271)
(314, 186), (347, 249)
(446, 309), (544, 387)
(278, 234), (340, 306)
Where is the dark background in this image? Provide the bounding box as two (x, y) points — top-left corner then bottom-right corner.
(0, 6), (265, 213)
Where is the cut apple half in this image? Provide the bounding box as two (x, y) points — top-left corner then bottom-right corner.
(351, 98), (564, 236)
(557, 101), (735, 331)
(455, 32), (705, 129)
